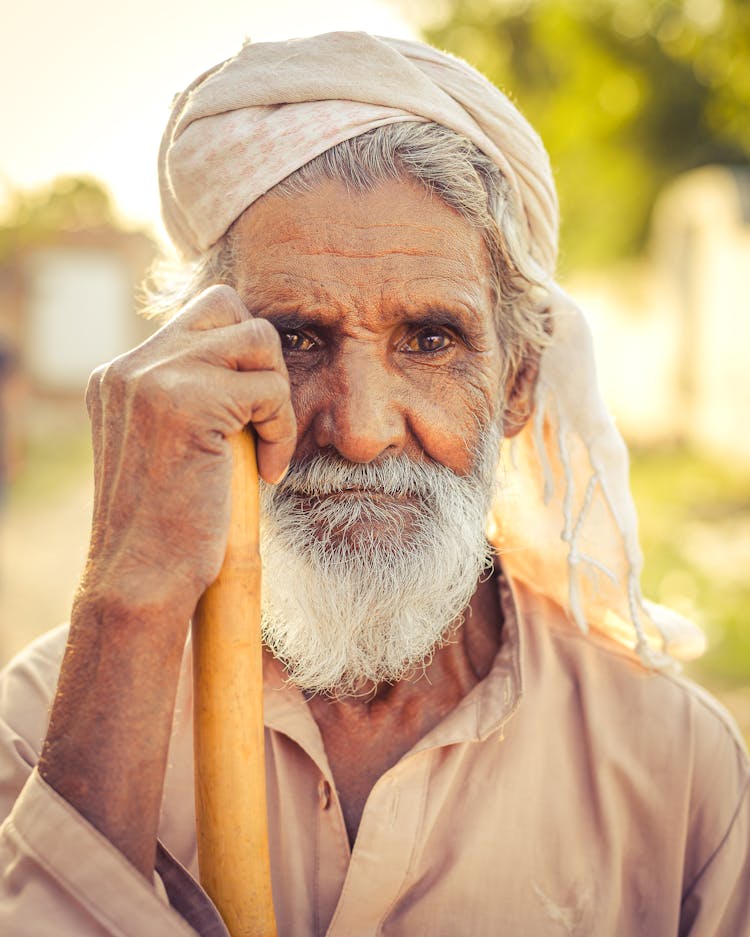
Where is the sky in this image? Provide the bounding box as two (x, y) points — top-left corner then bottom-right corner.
(0, 0), (416, 245)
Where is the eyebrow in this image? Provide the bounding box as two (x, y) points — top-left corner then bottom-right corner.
(258, 304), (479, 332)
(259, 310), (335, 332)
(399, 305), (477, 334)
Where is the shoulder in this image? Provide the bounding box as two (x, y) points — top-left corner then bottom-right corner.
(561, 619), (747, 781)
(516, 584), (749, 884)
(516, 581), (747, 761)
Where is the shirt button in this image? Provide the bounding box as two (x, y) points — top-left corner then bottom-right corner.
(318, 778), (332, 810)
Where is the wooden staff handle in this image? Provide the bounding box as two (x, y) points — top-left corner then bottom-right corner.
(192, 430), (277, 937)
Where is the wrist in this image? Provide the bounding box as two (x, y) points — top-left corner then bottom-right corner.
(75, 560), (201, 638)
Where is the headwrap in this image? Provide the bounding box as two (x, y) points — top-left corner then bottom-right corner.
(159, 32), (705, 663)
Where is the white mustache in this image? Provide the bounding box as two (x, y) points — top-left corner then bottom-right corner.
(272, 452), (459, 501)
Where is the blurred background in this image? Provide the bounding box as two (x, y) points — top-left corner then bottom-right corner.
(1, 0), (748, 741)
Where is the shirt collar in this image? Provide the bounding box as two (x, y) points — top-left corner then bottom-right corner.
(261, 567), (526, 769)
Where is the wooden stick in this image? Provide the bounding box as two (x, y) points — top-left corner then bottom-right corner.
(192, 430), (277, 937)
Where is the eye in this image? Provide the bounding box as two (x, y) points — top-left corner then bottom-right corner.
(401, 327), (454, 354)
(279, 330), (317, 352)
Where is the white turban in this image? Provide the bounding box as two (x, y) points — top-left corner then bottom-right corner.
(159, 32), (704, 663)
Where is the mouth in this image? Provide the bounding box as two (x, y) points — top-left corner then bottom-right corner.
(285, 488), (422, 518)
(302, 487), (417, 502)
(332, 486), (412, 497)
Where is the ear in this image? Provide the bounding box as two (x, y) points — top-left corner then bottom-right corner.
(502, 352), (540, 439)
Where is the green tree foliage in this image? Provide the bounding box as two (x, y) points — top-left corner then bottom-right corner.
(0, 176), (115, 261)
(408, 0), (750, 269)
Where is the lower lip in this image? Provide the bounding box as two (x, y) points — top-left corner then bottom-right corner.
(295, 490), (418, 507)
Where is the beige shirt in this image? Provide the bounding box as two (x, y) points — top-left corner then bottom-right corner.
(1, 578), (748, 936)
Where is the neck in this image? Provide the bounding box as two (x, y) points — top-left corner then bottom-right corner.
(305, 572), (503, 847)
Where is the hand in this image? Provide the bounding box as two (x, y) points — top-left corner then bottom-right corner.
(39, 285), (296, 877)
(83, 284), (296, 620)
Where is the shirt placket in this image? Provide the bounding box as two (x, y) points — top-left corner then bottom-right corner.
(324, 752), (430, 937)
(261, 572), (523, 937)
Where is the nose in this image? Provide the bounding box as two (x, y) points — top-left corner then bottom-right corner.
(313, 345), (406, 463)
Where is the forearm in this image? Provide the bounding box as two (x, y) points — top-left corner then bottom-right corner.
(38, 587), (188, 878)
(34, 285), (294, 881)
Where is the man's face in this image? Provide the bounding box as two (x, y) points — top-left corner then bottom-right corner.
(232, 176), (509, 694)
(233, 176), (506, 476)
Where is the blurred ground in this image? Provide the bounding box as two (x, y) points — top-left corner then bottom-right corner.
(1, 405), (748, 747)
(0, 405), (92, 663)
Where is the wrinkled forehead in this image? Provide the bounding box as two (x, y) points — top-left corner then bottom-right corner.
(235, 173), (489, 261)
(231, 177), (496, 328)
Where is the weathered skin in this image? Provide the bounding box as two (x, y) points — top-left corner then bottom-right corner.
(39, 178), (538, 870)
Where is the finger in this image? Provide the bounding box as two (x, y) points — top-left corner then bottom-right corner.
(190, 317), (287, 376)
(173, 285), (251, 332)
(222, 370), (297, 484)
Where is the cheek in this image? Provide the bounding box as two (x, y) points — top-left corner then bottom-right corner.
(287, 371), (325, 457)
(406, 363), (503, 475)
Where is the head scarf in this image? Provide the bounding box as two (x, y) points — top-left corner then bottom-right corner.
(159, 32), (705, 663)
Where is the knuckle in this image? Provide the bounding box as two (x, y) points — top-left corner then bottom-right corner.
(97, 353), (138, 404)
(201, 283), (236, 304)
(88, 361), (108, 382)
(97, 349), (174, 413)
(266, 369), (290, 400)
(237, 318), (283, 371)
(200, 284), (246, 319)
(134, 362), (182, 404)
(92, 357), (128, 408)
(247, 316), (280, 349)
(85, 364), (106, 411)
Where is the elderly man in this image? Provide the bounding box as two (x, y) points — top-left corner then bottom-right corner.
(0, 32), (748, 937)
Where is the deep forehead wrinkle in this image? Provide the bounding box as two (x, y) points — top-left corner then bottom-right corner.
(243, 181), (479, 248)
(270, 220), (456, 241)
(239, 266), (486, 320)
(243, 241), (484, 282)
(253, 225), (465, 262)
(299, 218), (465, 255)
(239, 272), (349, 316)
(234, 178), (493, 320)
(293, 246), (450, 259)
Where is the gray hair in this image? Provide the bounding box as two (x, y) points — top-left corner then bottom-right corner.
(145, 122), (550, 385)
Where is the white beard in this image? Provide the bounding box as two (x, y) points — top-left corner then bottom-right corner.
(259, 427), (501, 696)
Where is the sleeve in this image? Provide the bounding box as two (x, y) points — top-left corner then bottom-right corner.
(0, 628), (201, 937)
(678, 773), (750, 937)
(677, 686), (750, 937)
(0, 770), (200, 937)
